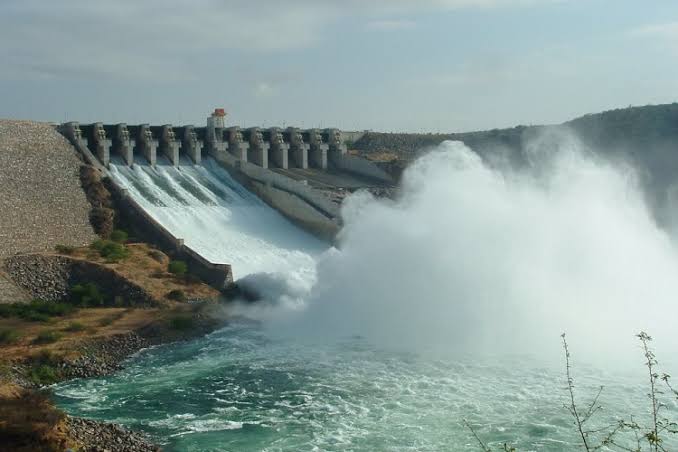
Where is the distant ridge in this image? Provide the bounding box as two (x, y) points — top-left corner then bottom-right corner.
(352, 102), (678, 226)
(353, 102), (678, 158)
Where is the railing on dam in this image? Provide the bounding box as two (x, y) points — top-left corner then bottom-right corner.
(60, 121), (348, 171)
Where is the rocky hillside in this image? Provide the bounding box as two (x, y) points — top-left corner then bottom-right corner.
(0, 120), (96, 259)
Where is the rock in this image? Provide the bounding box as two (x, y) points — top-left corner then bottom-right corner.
(67, 417), (160, 452)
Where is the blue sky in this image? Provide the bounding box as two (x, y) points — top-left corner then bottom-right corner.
(1, 0), (677, 132)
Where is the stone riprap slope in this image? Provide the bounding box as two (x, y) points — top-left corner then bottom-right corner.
(0, 120), (96, 259)
(0, 271), (28, 304)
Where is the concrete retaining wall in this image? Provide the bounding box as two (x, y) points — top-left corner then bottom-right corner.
(330, 154), (394, 184)
(249, 181), (340, 241)
(210, 148), (340, 217)
(106, 181), (234, 289)
(209, 148), (341, 240)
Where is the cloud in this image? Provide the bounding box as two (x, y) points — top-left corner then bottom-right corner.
(629, 21), (678, 39)
(627, 22), (678, 55)
(254, 82), (276, 98)
(0, 0), (330, 80)
(0, 0), (566, 81)
(366, 20), (416, 31)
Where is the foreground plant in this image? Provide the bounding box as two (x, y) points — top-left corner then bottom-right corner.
(468, 331), (678, 451)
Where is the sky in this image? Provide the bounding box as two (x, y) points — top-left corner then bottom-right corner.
(1, 0), (677, 132)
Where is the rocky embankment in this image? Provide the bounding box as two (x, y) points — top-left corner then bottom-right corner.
(4, 253), (155, 305)
(67, 417), (160, 452)
(0, 120), (96, 259)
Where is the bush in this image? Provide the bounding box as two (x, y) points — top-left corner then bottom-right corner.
(109, 229), (128, 243)
(166, 289), (186, 302)
(54, 244), (75, 255)
(29, 364), (59, 386)
(71, 283), (104, 307)
(113, 296), (126, 307)
(168, 260), (188, 276)
(33, 330), (62, 344)
(0, 300), (77, 322)
(91, 239), (129, 262)
(168, 315), (194, 331)
(0, 328), (21, 344)
(63, 321), (86, 332)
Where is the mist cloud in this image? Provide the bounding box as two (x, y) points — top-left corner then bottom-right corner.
(271, 135), (678, 363)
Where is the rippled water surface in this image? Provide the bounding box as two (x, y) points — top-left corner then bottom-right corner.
(53, 322), (670, 452)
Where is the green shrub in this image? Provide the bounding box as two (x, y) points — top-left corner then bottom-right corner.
(54, 244), (76, 255)
(63, 321), (86, 332)
(90, 239), (129, 262)
(109, 229), (128, 243)
(166, 289), (186, 302)
(168, 315), (194, 331)
(33, 330), (62, 344)
(22, 311), (50, 322)
(168, 260), (188, 276)
(0, 304), (12, 318)
(29, 364), (59, 386)
(0, 328), (21, 344)
(0, 300), (76, 322)
(71, 283), (104, 307)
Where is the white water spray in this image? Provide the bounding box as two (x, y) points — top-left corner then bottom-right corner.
(282, 136), (678, 361)
(109, 156), (326, 290)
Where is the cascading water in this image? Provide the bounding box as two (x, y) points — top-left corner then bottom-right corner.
(54, 138), (678, 451)
(108, 155), (326, 286)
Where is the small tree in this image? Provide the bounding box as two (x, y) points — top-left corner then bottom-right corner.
(109, 229), (128, 243)
(168, 260), (188, 276)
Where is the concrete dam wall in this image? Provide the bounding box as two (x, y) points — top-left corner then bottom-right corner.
(58, 120), (345, 288)
(61, 122), (349, 172)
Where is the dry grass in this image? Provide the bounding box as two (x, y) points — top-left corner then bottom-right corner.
(0, 388), (74, 451)
(61, 242), (219, 302)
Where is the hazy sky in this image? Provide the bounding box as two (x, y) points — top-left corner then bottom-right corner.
(1, 0), (677, 132)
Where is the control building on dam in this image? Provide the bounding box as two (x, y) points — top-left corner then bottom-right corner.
(58, 110), (393, 290)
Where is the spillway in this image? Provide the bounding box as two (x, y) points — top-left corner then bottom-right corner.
(108, 156), (326, 282)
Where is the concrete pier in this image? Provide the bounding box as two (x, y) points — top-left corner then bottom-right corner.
(59, 120), (350, 172)
(266, 127), (289, 169)
(244, 127), (269, 168)
(155, 125), (180, 166)
(325, 128), (347, 165)
(227, 127), (249, 161)
(180, 125), (202, 164)
(132, 124), (158, 166)
(62, 122), (89, 150)
(286, 127), (309, 169)
(305, 129), (328, 169)
(112, 123), (134, 166)
(203, 124), (227, 156)
(88, 123), (111, 167)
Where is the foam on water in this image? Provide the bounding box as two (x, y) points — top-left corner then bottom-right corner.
(53, 322), (676, 451)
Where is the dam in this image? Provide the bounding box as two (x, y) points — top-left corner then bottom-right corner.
(58, 112), (394, 289)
